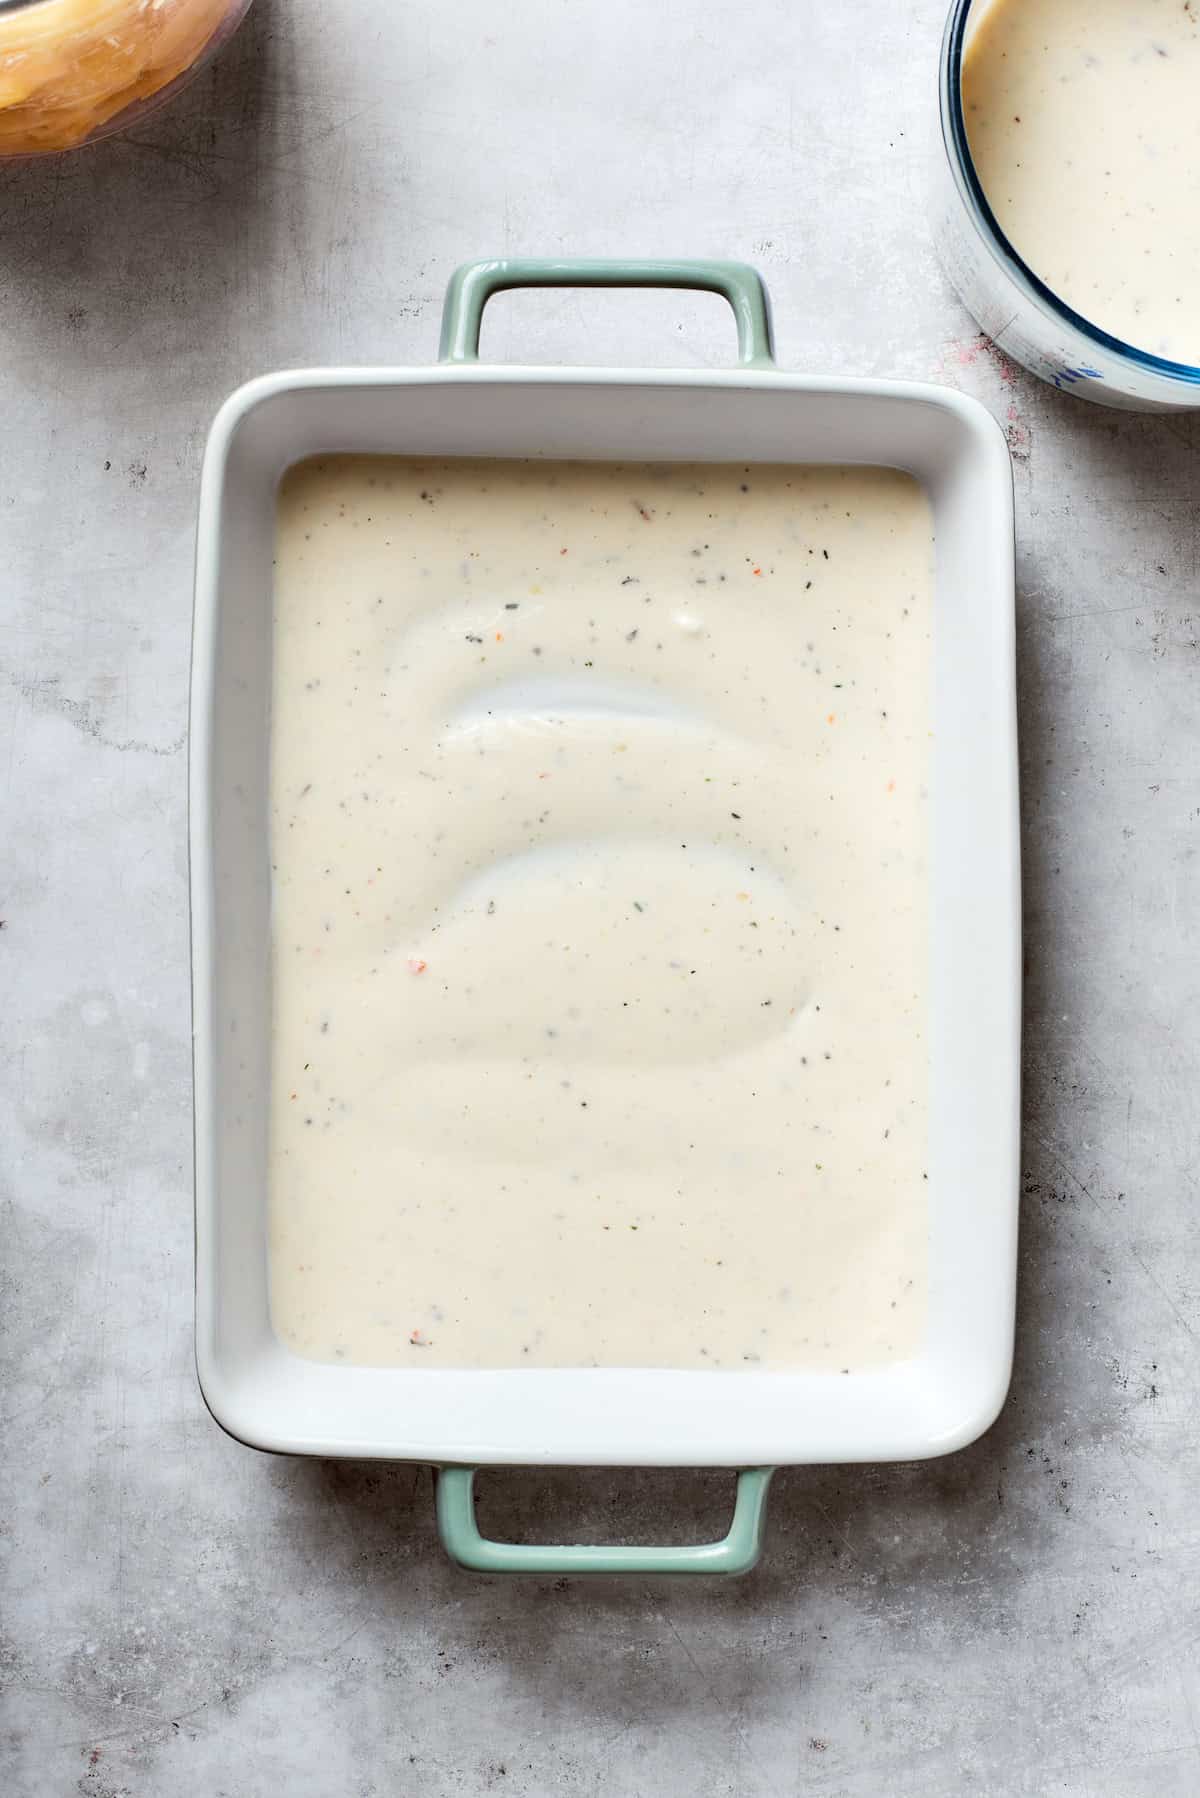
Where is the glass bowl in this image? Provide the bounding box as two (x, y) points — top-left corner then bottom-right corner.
(935, 0), (1200, 412)
(0, 0), (253, 157)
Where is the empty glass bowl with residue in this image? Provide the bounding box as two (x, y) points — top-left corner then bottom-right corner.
(0, 0), (252, 156)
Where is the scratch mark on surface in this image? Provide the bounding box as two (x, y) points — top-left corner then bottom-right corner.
(1051, 601), (1153, 625)
(811, 1497), (856, 1562)
(645, 1587), (770, 1776)
(1030, 1130), (1198, 1344)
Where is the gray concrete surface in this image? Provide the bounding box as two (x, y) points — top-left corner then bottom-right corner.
(3, 2), (1199, 1793)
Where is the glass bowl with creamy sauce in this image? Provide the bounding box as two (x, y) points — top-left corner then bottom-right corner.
(936, 0), (1200, 410)
(0, 0), (252, 156)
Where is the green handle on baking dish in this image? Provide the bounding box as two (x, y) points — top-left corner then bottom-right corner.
(436, 1466), (775, 1576)
(438, 257), (776, 368)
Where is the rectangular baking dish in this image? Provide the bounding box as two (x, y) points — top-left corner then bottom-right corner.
(191, 259), (1019, 1574)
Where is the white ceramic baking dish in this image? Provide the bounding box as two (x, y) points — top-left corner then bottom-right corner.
(191, 260), (1019, 1574)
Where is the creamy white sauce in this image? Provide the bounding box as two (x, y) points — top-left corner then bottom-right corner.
(268, 457), (933, 1371)
(963, 0), (1200, 362)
